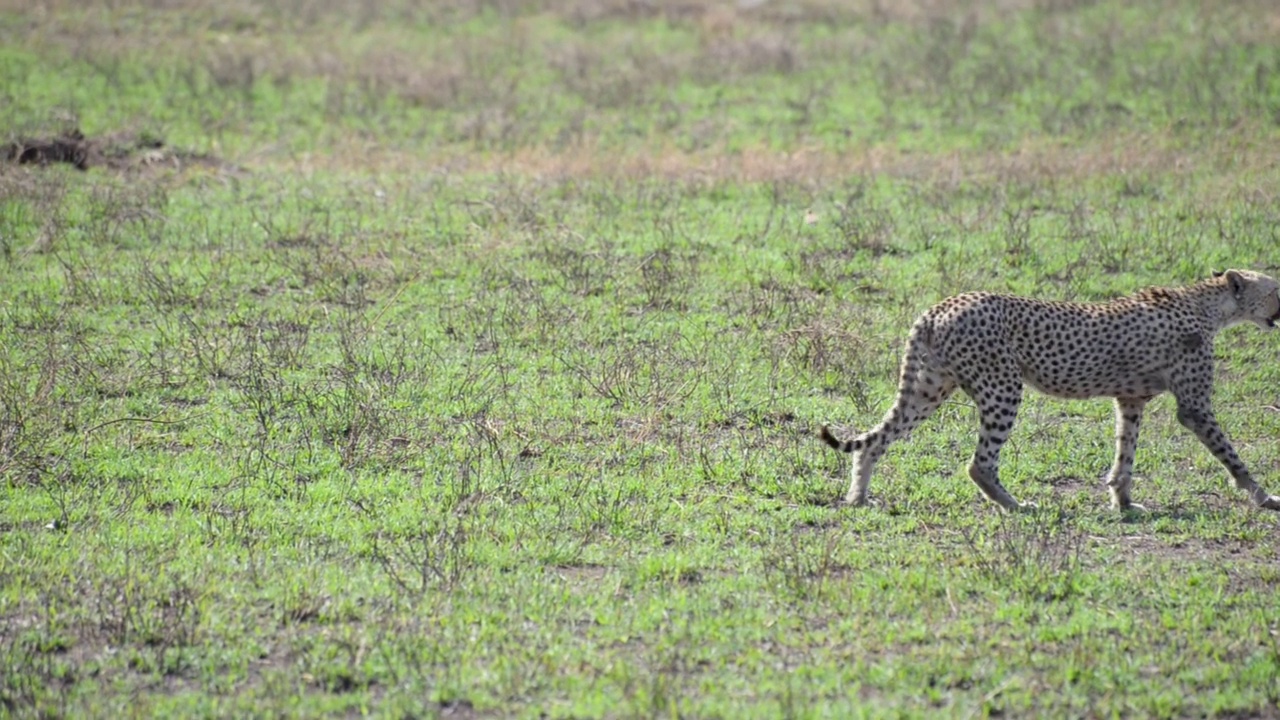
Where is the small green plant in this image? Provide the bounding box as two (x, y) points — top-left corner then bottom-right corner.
(960, 510), (1086, 602)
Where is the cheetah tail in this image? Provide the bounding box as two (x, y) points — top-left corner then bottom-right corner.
(819, 425), (862, 454)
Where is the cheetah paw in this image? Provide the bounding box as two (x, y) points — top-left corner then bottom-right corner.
(841, 494), (878, 508)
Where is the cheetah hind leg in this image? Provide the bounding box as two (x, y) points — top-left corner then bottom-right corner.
(821, 364), (956, 506)
(963, 378), (1037, 512)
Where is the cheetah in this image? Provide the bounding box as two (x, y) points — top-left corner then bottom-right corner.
(820, 270), (1280, 513)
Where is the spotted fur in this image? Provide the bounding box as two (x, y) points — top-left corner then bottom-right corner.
(820, 269), (1280, 512)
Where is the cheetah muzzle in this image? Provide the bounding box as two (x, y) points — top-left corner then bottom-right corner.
(820, 269), (1280, 513)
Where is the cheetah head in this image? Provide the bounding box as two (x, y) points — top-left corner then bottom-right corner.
(1216, 269), (1280, 329)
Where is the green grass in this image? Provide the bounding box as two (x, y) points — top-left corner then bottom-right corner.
(3, 0), (1280, 717)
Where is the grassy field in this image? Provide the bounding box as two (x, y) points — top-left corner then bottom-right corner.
(3, 0), (1280, 717)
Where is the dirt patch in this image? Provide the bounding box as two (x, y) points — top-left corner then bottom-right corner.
(7, 130), (90, 169)
(1108, 532), (1278, 567)
(550, 564), (611, 587)
(5, 128), (234, 174)
(1044, 475), (1093, 497)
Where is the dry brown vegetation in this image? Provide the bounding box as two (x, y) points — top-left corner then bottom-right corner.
(282, 122), (1280, 191)
(9, 0), (1279, 184)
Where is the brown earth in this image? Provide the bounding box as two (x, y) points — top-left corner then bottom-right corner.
(5, 129), (232, 174)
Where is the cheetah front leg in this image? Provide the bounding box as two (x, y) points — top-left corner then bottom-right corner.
(1172, 385), (1280, 511)
(1107, 397), (1151, 512)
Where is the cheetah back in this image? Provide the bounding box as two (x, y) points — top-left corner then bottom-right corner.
(929, 293), (1207, 400)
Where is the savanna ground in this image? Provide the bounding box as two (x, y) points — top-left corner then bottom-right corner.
(2, 0), (1280, 717)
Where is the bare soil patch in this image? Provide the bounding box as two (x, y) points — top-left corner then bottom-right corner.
(551, 564), (611, 586)
(1044, 475), (1093, 498)
(5, 129), (233, 174)
(1106, 531), (1279, 568)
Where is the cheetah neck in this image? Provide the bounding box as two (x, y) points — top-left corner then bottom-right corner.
(1132, 278), (1240, 333)
(1194, 280), (1244, 333)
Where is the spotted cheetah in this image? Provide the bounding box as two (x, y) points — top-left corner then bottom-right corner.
(820, 270), (1280, 512)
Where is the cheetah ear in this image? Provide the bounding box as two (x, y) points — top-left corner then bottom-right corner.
(1224, 269), (1245, 297)
(1211, 270), (1225, 278)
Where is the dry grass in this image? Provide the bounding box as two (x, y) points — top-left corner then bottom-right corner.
(275, 121), (1280, 195)
(8, 0), (1279, 184)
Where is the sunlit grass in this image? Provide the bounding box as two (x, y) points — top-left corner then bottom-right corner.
(3, 0), (1280, 717)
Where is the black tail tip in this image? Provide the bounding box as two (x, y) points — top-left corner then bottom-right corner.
(819, 425), (843, 450)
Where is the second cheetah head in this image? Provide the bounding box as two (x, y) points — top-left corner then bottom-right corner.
(1217, 269), (1280, 330)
